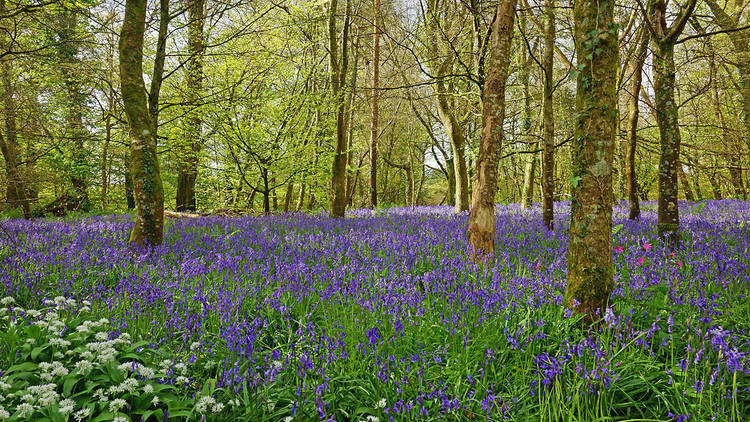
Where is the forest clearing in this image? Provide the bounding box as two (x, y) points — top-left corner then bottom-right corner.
(1, 201), (749, 420)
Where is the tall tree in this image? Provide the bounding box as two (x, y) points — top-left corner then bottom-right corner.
(176, 0), (206, 211)
(119, 0), (165, 245)
(329, 0), (352, 218)
(467, 0), (516, 256)
(541, 0), (555, 229)
(645, 0), (697, 242)
(369, 0), (380, 209)
(625, 26), (649, 220)
(57, 10), (91, 211)
(519, 14), (536, 210)
(566, 0), (618, 318)
(425, 0), (470, 212)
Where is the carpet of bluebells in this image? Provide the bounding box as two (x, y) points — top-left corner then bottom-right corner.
(1, 200), (749, 421)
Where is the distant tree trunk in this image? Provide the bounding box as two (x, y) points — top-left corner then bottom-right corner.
(626, 26), (649, 220)
(296, 177), (306, 212)
(345, 29), (359, 206)
(649, 0), (697, 243)
(520, 12), (536, 210)
(58, 10), (90, 211)
(541, 0), (555, 230)
(283, 182), (294, 212)
(119, 0), (165, 246)
(678, 164), (695, 201)
(329, 0), (351, 218)
(176, 0), (205, 212)
(566, 0), (618, 319)
(369, 0), (380, 209)
(467, 0), (516, 256)
(124, 167), (136, 210)
(101, 104), (112, 210)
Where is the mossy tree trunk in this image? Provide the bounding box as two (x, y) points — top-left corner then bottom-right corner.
(541, 0), (555, 230)
(176, 0), (205, 212)
(520, 13), (536, 210)
(467, 0), (516, 256)
(566, 0), (618, 319)
(329, 0), (351, 218)
(369, 0), (380, 209)
(119, 0), (165, 246)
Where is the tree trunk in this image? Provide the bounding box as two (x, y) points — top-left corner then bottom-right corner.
(467, 0), (516, 256)
(124, 166), (136, 210)
(678, 163), (695, 201)
(541, 0), (555, 230)
(369, 0), (380, 209)
(283, 182), (294, 212)
(101, 105), (112, 210)
(520, 22), (536, 210)
(58, 11), (90, 211)
(345, 29), (359, 206)
(329, 0), (351, 217)
(566, 0), (618, 319)
(176, 0), (205, 212)
(626, 27), (649, 220)
(649, 0), (696, 243)
(119, 0), (165, 246)
(296, 178), (306, 212)
(0, 21), (32, 219)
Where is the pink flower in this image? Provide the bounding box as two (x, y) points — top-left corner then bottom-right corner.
(637, 256), (645, 265)
(615, 245), (624, 253)
(643, 242), (652, 251)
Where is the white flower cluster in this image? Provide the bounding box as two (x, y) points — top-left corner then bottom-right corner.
(38, 361), (69, 381)
(195, 395), (224, 415)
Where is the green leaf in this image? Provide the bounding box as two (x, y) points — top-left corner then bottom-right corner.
(63, 376), (80, 396)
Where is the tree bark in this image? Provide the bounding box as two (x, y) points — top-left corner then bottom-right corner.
(329, 0), (351, 217)
(119, 0), (165, 246)
(566, 0), (618, 320)
(369, 0), (380, 209)
(678, 163), (695, 201)
(176, 0), (205, 212)
(58, 10), (90, 211)
(649, 0), (696, 243)
(467, 0), (516, 256)
(626, 26), (649, 220)
(541, 0), (555, 230)
(0, 10), (31, 219)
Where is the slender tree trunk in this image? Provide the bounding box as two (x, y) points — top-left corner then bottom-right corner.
(120, 0), (165, 246)
(566, 0), (618, 319)
(520, 11), (537, 210)
(329, 0), (351, 217)
(296, 178), (306, 212)
(101, 107), (112, 210)
(283, 182), (294, 212)
(176, 0), (205, 212)
(541, 0), (555, 230)
(678, 164), (695, 201)
(467, 0), (516, 255)
(626, 27), (649, 220)
(369, 0), (380, 208)
(649, 0), (697, 243)
(124, 166), (136, 210)
(345, 29), (359, 206)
